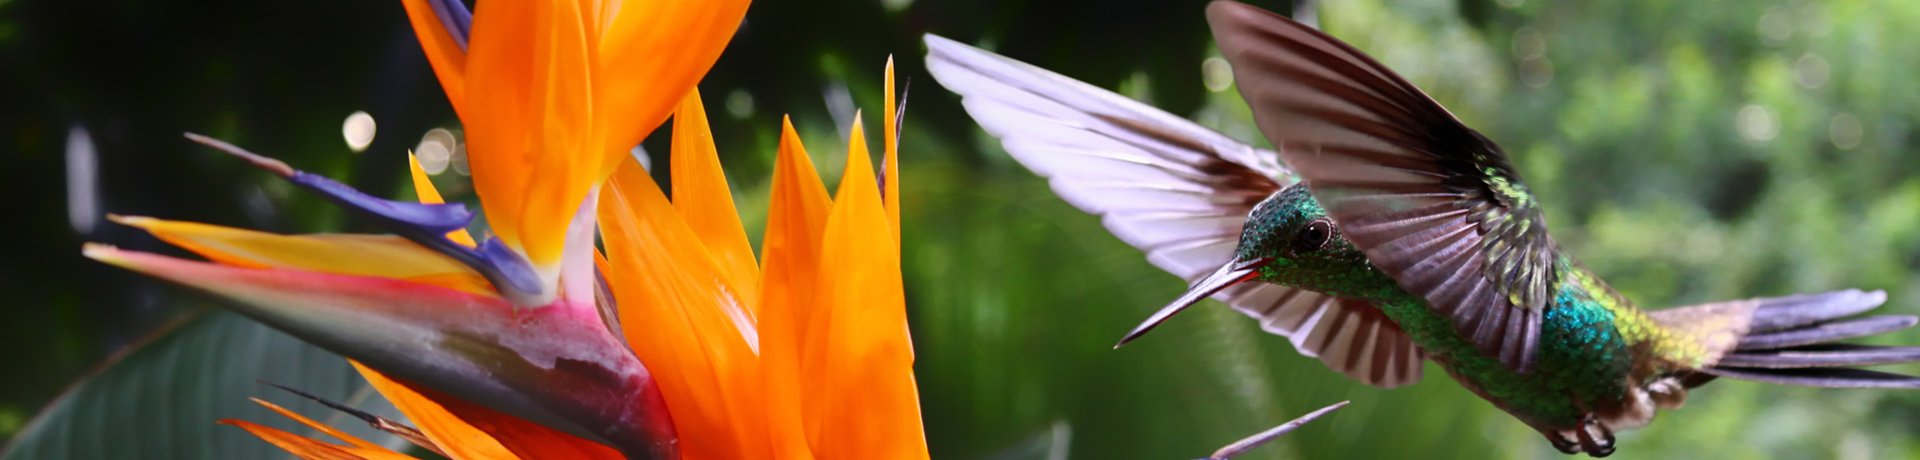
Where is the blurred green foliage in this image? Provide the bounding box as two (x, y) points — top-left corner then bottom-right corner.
(5, 0), (1920, 458)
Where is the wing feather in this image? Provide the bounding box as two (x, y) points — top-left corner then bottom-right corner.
(1209, 2), (1557, 372)
(927, 34), (1424, 387)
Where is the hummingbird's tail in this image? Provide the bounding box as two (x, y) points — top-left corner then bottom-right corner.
(1653, 289), (1920, 388)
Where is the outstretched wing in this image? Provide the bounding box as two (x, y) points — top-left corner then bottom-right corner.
(1209, 2), (1557, 373)
(925, 34), (1424, 387)
(924, 34), (1283, 279)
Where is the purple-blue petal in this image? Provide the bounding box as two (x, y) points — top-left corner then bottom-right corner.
(286, 172), (542, 299)
(186, 132), (542, 299)
(473, 238), (544, 296)
(291, 172), (471, 232)
(428, 0), (473, 52)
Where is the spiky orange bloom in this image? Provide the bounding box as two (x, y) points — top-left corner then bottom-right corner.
(403, 0), (751, 306)
(83, 0), (925, 458)
(598, 90), (924, 460)
(163, 77), (922, 460)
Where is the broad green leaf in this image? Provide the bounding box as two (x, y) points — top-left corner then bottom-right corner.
(0, 309), (407, 459)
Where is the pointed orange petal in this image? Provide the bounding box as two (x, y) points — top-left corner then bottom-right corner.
(109, 216), (493, 296)
(408, 152), (478, 247)
(350, 362), (516, 460)
(463, 0), (597, 281)
(410, 386), (622, 460)
(599, 160), (769, 459)
(400, 0), (468, 119)
(594, 0), (750, 176)
(248, 397), (387, 451)
(757, 117), (832, 459)
(801, 117), (927, 458)
(882, 57), (902, 239)
(220, 419), (416, 460)
(670, 90), (762, 313)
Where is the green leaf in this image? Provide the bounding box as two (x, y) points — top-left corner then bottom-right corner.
(0, 309), (407, 459)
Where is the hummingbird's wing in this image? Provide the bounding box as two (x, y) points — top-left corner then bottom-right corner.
(1245, 291), (1426, 387)
(925, 34), (1426, 387)
(1209, 2), (1559, 373)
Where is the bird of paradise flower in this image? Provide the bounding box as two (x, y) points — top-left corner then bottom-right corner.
(80, 0), (925, 458)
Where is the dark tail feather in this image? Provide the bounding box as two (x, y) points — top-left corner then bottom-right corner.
(1716, 344), (1920, 368)
(1690, 289), (1920, 388)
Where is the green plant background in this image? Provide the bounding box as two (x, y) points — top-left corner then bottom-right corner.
(4, 0), (1920, 458)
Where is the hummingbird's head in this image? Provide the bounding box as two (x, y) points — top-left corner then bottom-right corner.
(1232, 185), (1377, 292)
(1116, 184), (1386, 347)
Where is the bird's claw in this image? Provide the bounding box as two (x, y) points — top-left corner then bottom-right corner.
(1542, 415), (1615, 457)
(1573, 415), (1616, 457)
(1545, 430), (1581, 455)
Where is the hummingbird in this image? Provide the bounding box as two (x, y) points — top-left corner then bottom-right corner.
(924, 1), (1920, 456)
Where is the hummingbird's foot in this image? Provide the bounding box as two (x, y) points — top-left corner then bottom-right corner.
(1574, 415), (1617, 457)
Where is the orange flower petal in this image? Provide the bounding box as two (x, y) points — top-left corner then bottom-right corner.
(220, 419), (416, 460)
(882, 57), (902, 239)
(671, 90), (762, 313)
(462, 0), (597, 279)
(109, 216), (493, 296)
(593, 0), (751, 176)
(350, 362), (516, 460)
(400, 0), (468, 119)
(408, 152), (478, 247)
(411, 386), (623, 460)
(801, 117), (926, 458)
(757, 118), (833, 459)
(599, 160), (768, 460)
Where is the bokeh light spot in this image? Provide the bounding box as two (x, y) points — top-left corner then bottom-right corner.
(1737, 104), (1779, 142)
(1201, 57), (1234, 92)
(1511, 27), (1546, 60)
(1829, 113), (1863, 150)
(725, 89), (756, 119)
(416, 128), (456, 175)
(1759, 7), (1793, 44)
(341, 111), (376, 153)
(1795, 53), (1830, 89)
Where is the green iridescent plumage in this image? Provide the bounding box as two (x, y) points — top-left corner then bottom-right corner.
(1237, 187), (1659, 445)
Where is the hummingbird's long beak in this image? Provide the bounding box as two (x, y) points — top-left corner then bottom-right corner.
(1115, 258), (1271, 348)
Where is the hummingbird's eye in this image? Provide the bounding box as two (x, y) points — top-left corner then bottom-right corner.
(1291, 218), (1334, 254)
